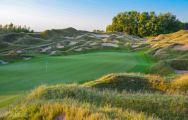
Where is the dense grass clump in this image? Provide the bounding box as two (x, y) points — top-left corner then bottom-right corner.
(171, 74), (188, 92)
(23, 85), (188, 120)
(1, 99), (158, 120)
(83, 73), (167, 92)
(1, 84), (187, 119)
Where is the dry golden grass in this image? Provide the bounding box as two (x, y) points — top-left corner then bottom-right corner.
(146, 30), (188, 75)
(147, 30), (188, 49)
(1, 98), (159, 120)
(171, 74), (188, 92)
(1, 73), (188, 120)
(83, 73), (167, 92)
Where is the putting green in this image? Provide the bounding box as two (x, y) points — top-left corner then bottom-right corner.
(0, 51), (154, 108)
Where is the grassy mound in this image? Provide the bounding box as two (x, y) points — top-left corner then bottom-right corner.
(83, 73), (167, 92)
(0, 32), (24, 43)
(148, 30), (188, 49)
(41, 27), (87, 38)
(1, 85), (187, 120)
(83, 73), (188, 94)
(147, 30), (188, 75)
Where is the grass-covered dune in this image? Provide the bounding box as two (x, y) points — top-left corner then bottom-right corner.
(1, 84), (187, 120)
(148, 30), (188, 49)
(83, 73), (188, 94)
(0, 29), (187, 120)
(1, 73), (188, 119)
(147, 30), (188, 75)
(83, 73), (167, 92)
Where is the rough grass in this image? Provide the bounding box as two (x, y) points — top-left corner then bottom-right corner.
(169, 59), (188, 70)
(147, 30), (188, 75)
(83, 73), (167, 92)
(149, 61), (175, 76)
(171, 74), (188, 92)
(0, 72), (188, 119)
(148, 30), (188, 49)
(83, 72), (188, 94)
(1, 85), (187, 120)
(1, 99), (158, 120)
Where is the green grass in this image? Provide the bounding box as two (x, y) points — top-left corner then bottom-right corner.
(0, 94), (21, 109)
(0, 51), (154, 95)
(0, 51), (154, 109)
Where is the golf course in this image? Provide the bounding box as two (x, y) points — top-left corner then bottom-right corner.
(0, 1), (188, 118)
(0, 51), (154, 108)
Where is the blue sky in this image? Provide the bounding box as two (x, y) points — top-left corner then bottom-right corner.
(0, 0), (187, 31)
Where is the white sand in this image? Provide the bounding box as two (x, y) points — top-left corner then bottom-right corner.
(69, 41), (78, 46)
(101, 43), (119, 48)
(41, 46), (52, 52)
(56, 43), (64, 49)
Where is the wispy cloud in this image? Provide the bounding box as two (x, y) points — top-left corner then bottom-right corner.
(0, 0), (187, 31)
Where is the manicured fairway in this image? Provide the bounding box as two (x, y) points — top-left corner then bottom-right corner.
(0, 94), (21, 109)
(0, 51), (154, 108)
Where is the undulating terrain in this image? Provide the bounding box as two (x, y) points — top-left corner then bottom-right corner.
(0, 28), (188, 120)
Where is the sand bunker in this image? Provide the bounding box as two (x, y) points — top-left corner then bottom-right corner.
(101, 43), (119, 47)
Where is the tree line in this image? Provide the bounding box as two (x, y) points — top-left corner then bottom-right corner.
(106, 11), (188, 37)
(0, 23), (34, 33)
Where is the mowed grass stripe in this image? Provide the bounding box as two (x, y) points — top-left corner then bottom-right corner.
(0, 51), (154, 95)
(0, 95), (21, 109)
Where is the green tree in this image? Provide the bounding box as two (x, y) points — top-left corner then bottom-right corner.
(107, 11), (187, 37)
(0, 23), (33, 33)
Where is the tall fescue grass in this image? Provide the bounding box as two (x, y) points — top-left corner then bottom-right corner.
(83, 73), (167, 92)
(1, 93), (159, 120)
(25, 85), (188, 120)
(83, 73), (188, 94)
(1, 73), (188, 120)
(171, 74), (188, 92)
